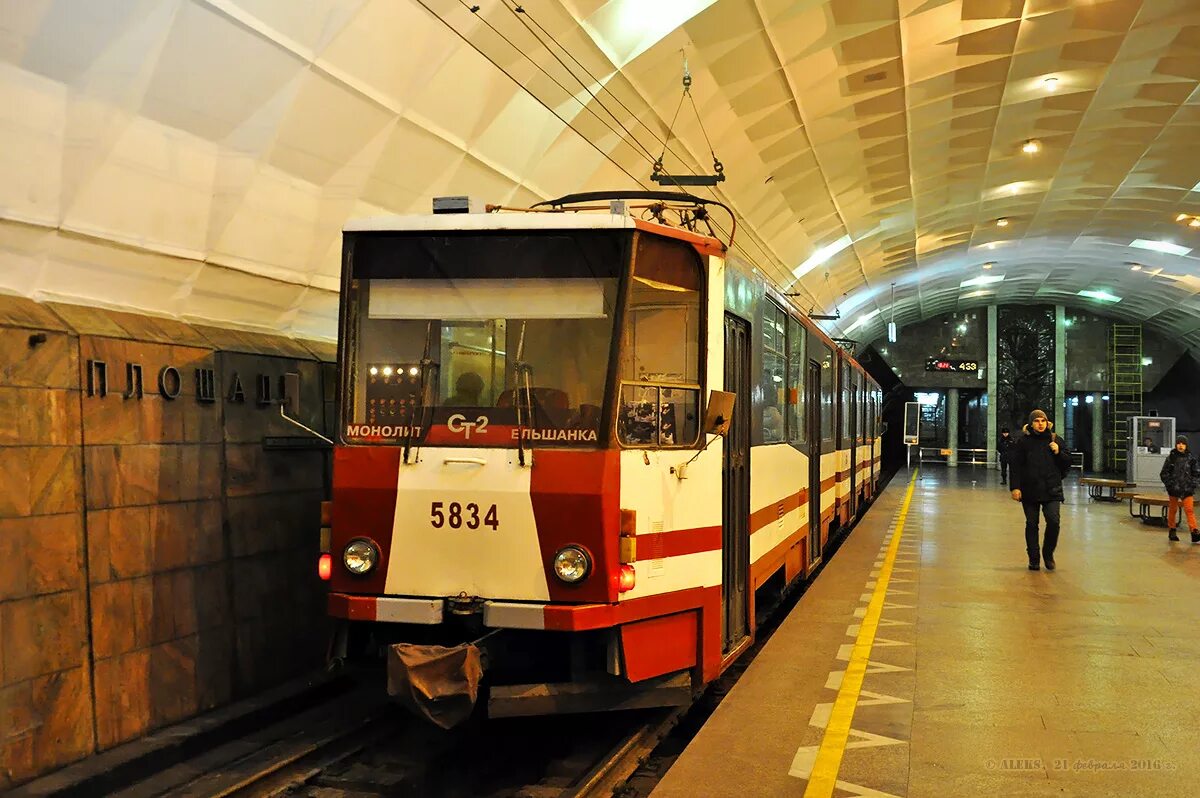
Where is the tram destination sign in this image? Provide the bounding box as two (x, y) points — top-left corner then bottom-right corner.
(925, 357), (979, 373)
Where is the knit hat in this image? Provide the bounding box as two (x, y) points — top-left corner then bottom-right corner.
(1028, 409), (1048, 424)
(1178, 435), (1189, 446)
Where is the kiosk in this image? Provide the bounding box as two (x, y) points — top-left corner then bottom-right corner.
(904, 401), (920, 468)
(1127, 415), (1174, 485)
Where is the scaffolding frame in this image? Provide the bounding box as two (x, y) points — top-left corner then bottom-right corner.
(1108, 324), (1143, 473)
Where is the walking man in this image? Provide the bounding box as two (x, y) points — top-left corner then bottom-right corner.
(997, 427), (1014, 485)
(1009, 409), (1072, 571)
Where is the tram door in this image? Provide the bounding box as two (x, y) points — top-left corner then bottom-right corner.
(848, 379), (858, 519)
(721, 314), (750, 653)
(806, 360), (822, 570)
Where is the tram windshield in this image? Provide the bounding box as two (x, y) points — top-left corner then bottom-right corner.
(340, 230), (625, 447)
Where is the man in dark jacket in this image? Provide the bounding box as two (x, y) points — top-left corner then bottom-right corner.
(1160, 434), (1200, 542)
(997, 427), (1015, 485)
(1009, 409), (1072, 571)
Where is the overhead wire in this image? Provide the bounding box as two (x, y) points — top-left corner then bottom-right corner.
(413, 0), (651, 190)
(424, 0), (816, 306)
(498, 2), (806, 297)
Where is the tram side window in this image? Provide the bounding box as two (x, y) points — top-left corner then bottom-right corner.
(787, 316), (806, 446)
(819, 345), (834, 446)
(760, 301), (787, 443)
(840, 363), (851, 445)
(858, 379), (866, 443)
(618, 235), (703, 448)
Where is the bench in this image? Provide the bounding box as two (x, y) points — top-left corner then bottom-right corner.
(1079, 477), (1132, 502)
(1131, 494), (1170, 525)
(1114, 489), (1141, 517)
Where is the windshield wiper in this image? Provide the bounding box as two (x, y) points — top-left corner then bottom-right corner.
(404, 321), (438, 464)
(512, 322), (533, 467)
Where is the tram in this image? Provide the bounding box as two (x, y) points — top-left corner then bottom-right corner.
(315, 192), (882, 726)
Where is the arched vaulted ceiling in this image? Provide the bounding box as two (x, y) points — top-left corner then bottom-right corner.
(1, 0), (1199, 346)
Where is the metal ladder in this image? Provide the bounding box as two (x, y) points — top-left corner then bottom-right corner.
(1107, 324), (1143, 472)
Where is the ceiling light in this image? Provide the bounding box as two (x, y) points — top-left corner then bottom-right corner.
(961, 290), (994, 299)
(1043, 76), (1059, 91)
(844, 308), (881, 333)
(982, 262), (995, 270)
(996, 218), (1010, 227)
(1078, 289), (1122, 303)
(960, 276), (1008, 288)
(1130, 239), (1192, 256)
(1130, 264), (1142, 271)
(1177, 213), (1189, 222)
(1022, 140), (1041, 154)
(1191, 219), (1200, 228)
(792, 234), (853, 280)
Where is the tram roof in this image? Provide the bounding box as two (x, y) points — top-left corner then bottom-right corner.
(344, 213), (638, 233)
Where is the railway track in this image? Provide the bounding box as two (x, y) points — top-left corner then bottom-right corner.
(88, 475), (897, 798)
(96, 680), (681, 798)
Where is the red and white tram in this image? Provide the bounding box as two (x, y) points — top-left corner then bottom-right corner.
(318, 192), (883, 725)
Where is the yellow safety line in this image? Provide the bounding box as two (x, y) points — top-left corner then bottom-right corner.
(803, 469), (918, 798)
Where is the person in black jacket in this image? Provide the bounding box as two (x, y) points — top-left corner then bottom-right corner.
(1009, 409), (1072, 571)
(997, 427), (1015, 485)
(1160, 434), (1200, 542)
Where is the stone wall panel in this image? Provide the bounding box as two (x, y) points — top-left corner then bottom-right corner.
(0, 514), (82, 601)
(0, 667), (94, 788)
(92, 650), (151, 750)
(0, 328), (76, 390)
(0, 592), (87, 685)
(2, 304), (334, 782)
(0, 447), (81, 519)
(83, 444), (222, 509)
(0, 388), (80, 446)
(225, 444), (324, 498)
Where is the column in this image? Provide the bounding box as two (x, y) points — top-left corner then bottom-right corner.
(987, 304), (998, 468)
(948, 387), (960, 468)
(1055, 305), (1066, 427)
(1091, 391), (1104, 473)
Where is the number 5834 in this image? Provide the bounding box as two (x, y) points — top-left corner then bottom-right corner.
(430, 501), (499, 530)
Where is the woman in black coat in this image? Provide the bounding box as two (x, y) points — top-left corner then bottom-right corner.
(1160, 434), (1200, 542)
(1009, 409), (1072, 570)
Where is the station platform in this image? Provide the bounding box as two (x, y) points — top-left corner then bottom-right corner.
(652, 467), (1200, 798)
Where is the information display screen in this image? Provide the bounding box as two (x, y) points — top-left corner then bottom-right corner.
(925, 357), (978, 372)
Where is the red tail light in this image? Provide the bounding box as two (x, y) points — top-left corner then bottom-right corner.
(318, 553), (332, 581)
(618, 564), (636, 593)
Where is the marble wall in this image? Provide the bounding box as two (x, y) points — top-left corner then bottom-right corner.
(0, 297), (335, 787)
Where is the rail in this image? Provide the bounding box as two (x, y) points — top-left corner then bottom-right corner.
(912, 446), (992, 466)
(910, 447), (1086, 470)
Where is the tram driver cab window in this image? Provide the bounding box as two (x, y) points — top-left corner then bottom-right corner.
(617, 236), (703, 448)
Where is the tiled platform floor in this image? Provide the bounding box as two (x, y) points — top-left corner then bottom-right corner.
(652, 467), (1200, 797)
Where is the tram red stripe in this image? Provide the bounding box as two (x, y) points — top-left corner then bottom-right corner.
(749, 489), (805, 535)
(751, 523), (808, 586)
(632, 525), (720, 561)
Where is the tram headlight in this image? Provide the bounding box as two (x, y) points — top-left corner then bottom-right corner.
(552, 545), (591, 584)
(343, 538), (379, 575)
